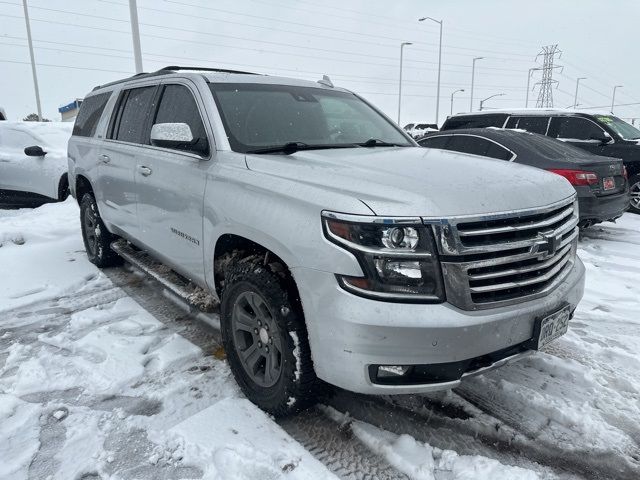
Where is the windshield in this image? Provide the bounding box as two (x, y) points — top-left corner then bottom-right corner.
(209, 83), (412, 153)
(594, 114), (640, 140)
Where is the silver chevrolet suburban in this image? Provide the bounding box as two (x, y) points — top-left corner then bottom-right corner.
(68, 66), (585, 417)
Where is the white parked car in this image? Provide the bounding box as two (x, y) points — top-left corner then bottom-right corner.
(403, 122), (438, 139)
(0, 121), (73, 207)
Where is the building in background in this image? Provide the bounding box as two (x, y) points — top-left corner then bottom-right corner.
(58, 99), (83, 122)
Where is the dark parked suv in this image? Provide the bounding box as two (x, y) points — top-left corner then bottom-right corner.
(440, 110), (640, 213)
(419, 128), (629, 227)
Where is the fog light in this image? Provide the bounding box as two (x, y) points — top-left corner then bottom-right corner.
(378, 365), (410, 377)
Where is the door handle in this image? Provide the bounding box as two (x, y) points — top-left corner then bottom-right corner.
(99, 154), (110, 164)
(138, 166), (152, 176)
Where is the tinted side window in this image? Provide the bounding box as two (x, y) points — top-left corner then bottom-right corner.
(552, 117), (605, 140)
(446, 136), (491, 156)
(73, 92), (111, 137)
(441, 114), (506, 130)
(113, 86), (157, 144)
(419, 136), (450, 149)
(485, 142), (513, 160)
(509, 116), (549, 135)
(153, 85), (209, 155)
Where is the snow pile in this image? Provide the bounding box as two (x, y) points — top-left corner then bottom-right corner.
(325, 407), (539, 480)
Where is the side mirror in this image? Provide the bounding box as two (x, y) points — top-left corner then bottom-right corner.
(590, 133), (612, 145)
(24, 145), (47, 157)
(151, 122), (194, 149)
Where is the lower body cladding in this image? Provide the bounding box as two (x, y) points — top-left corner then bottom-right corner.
(576, 186), (630, 227)
(292, 257), (585, 395)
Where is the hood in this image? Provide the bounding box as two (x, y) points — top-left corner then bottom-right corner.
(245, 147), (575, 217)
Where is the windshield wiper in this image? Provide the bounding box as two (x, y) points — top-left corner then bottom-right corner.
(247, 142), (357, 155)
(359, 138), (406, 147)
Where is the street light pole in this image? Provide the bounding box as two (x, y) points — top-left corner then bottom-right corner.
(129, 0), (144, 73)
(573, 77), (586, 109)
(526, 68), (541, 108)
(450, 89), (464, 116)
(397, 41), (412, 125)
(479, 93), (505, 111)
(470, 57), (484, 112)
(22, 0), (42, 121)
(419, 17), (443, 126)
(611, 85), (623, 114)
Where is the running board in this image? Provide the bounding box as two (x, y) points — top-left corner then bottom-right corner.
(110, 239), (218, 313)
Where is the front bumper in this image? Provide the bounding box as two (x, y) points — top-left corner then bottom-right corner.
(292, 256), (585, 394)
(576, 186), (630, 224)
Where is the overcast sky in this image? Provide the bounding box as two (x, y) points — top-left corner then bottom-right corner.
(2, 0), (640, 126)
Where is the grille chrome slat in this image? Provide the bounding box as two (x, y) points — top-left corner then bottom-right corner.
(457, 206), (574, 237)
(469, 250), (571, 293)
(468, 244), (572, 281)
(430, 196), (579, 310)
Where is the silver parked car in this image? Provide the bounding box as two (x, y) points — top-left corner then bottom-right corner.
(68, 66), (585, 417)
(0, 121), (72, 207)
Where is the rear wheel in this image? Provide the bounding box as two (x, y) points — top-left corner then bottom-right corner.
(79, 193), (122, 268)
(220, 257), (322, 417)
(629, 174), (640, 214)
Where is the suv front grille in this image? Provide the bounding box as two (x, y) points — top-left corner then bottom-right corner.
(429, 197), (579, 310)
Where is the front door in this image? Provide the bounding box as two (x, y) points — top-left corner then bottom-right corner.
(134, 82), (211, 283)
(548, 116), (610, 155)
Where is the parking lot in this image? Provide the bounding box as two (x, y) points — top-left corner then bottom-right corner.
(2, 199), (639, 480)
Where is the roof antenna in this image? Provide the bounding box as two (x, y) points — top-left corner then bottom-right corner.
(317, 75), (334, 88)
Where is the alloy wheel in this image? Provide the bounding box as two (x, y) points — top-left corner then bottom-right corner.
(231, 291), (284, 388)
(83, 206), (98, 256)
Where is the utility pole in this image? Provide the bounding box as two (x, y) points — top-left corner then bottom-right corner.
(22, 0), (42, 121)
(470, 57), (484, 112)
(534, 45), (562, 108)
(397, 42), (412, 124)
(419, 17), (443, 126)
(573, 77), (586, 108)
(611, 85), (623, 114)
(450, 89), (464, 116)
(129, 0), (143, 73)
(525, 68), (542, 108)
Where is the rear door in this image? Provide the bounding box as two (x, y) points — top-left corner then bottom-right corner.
(97, 85), (158, 236)
(548, 116), (609, 155)
(134, 81), (211, 281)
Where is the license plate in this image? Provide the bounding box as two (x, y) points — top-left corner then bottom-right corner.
(535, 306), (571, 349)
(603, 176), (615, 190)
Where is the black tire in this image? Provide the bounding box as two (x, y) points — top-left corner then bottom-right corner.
(220, 257), (322, 417)
(58, 174), (69, 202)
(79, 193), (122, 268)
(629, 174), (640, 214)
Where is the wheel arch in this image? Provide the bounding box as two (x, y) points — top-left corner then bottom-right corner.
(213, 233), (302, 309)
(75, 174), (95, 204)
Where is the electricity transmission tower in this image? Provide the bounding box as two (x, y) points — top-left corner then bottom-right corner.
(534, 45), (562, 108)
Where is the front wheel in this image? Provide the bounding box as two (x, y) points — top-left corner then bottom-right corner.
(629, 174), (640, 214)
(79, 193), (122, 268)
(220, 257), (322, 417)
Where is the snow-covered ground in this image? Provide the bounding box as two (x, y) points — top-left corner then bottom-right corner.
(1, 200), (639, 479)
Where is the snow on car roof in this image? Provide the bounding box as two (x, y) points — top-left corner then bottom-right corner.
(450, 108), (612, 117)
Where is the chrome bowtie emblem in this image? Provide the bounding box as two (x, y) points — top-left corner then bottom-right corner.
(532, 231), (562, 259)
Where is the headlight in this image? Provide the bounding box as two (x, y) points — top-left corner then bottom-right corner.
(322, 212), (445, 302)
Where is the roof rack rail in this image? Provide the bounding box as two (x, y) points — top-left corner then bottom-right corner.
(92, 65), (259, 91)
(159, 65), (258, 75)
